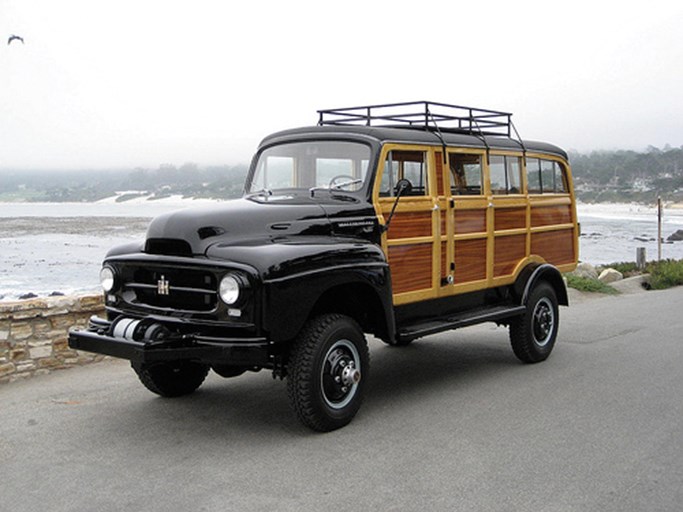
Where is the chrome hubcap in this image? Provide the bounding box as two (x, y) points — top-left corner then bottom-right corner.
(532, 297), (555, 347)
(321, 339), (361, 410)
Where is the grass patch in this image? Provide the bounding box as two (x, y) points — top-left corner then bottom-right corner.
(647, 259), (683, 290)
(565, 274), (620, 294)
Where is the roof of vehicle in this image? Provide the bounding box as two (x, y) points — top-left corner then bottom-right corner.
(260, 125), (569, 160)
(260, 102), (568, 160)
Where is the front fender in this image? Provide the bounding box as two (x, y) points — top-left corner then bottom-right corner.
(207, 237), (393, 341)
(264, 262), (393, 341)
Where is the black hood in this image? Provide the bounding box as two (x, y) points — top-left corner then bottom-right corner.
(145, 197), (331, 255)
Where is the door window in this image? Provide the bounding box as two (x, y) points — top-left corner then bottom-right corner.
(380, 150), (428, 197)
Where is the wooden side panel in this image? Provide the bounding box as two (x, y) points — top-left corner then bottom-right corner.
(453, 209), (486, 234)
(494, 207), (526, 231)
(454, 239), (487, 283)
(531, 205), (572, 227)
(441, 241), (448, 278)
(531, 229), (575, 265)
(494, 234), (526, 277)
(387, 211), (432, 240)
(388, 244), (432, 294)
(440, 211), (447, 235)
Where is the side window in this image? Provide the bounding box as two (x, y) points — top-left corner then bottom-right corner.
(527, 158), (569, 194)
(554, 162), (568, 193)
(489, 155), (522, 195)
(449, 153), (483, 195)
(540, 160), (556, 192)
(526, 158), (541, 194)
(380, 150), (428, 197)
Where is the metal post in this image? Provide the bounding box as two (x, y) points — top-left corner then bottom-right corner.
(636, 247), (646, 270)
(657, 196), (662, 261)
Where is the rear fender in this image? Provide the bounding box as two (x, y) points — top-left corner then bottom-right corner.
(515, 263), (569, 306)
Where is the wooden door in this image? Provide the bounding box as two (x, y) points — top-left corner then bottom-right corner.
(375, 146), (439, 305)
(443, 150), (489, 293)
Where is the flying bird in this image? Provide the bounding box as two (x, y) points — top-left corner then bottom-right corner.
(8, 34), (24, 45)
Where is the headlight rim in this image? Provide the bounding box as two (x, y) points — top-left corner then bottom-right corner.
(100, 265), (117, 293)
(219, 273), (244, 305)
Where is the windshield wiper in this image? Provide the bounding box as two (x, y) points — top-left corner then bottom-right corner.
(310, 179), (363, 198)
(330, 178), (362, 190)
(248, 188), (273, 199)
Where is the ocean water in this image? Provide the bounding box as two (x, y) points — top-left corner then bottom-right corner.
(2, 199), (683, 301)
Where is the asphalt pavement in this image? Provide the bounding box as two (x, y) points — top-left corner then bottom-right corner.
(2, 286), (683, 511)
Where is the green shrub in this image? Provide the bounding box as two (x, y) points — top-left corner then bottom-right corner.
(565, 274), (620, 294)
(647, 259), (683, 290)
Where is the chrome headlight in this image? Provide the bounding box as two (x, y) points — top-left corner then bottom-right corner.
(219, 274), (241, 305)
(100, 266), (116, 292)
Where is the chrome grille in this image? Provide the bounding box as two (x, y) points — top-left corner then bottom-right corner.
(120, 265), (218, 312)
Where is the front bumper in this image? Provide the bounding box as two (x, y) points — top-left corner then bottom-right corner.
(68, 316), (270, 366)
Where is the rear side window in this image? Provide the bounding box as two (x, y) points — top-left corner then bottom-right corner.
(526, 158), (567, 194)
(449, 153), (483, 195)
(489, 155), (522, 195)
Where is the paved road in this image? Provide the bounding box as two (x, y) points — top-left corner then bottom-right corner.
(3, 287), (683, 511)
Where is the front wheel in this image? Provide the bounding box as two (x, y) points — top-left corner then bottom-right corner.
(287, 314), (369, 432)
(132, 360), (210, 397)
(509, 282), (559, 363)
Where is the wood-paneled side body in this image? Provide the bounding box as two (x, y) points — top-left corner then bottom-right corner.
(373, 144), (579, 307)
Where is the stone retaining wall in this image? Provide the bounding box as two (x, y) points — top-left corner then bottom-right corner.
(0, 295), (105, 384)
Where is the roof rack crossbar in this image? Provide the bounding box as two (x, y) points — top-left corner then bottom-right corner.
(317, 101), (515, 138)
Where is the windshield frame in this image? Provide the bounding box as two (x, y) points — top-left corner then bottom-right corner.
(244, 138), (379, 200)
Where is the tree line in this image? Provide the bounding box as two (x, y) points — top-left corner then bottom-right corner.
(1, 145), (682, 204)
(569, 145), (683, 203)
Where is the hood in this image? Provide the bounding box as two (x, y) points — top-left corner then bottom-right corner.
(145, 197), (331, 255)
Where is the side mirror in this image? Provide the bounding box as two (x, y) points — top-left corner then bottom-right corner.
(382, 179), (413, 233)
(395, 178), (413, 196)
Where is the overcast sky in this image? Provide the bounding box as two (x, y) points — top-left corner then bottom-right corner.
(1, 0), (682, 170)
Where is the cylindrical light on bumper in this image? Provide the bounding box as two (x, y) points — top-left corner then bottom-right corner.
(219, 274), (241, 305)
(100, 266), (116, 292)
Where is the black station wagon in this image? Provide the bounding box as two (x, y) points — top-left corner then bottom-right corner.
(70, 101), (579, 431)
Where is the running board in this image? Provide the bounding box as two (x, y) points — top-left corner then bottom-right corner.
(397, 304), (526, 343)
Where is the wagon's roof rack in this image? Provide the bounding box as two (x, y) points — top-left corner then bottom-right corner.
(318, 100), (522, 139)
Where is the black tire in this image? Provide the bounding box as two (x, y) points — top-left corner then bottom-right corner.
(509, 281), (559, 363)
(287, 314), (369, 432)
(131, 360), (210, 397)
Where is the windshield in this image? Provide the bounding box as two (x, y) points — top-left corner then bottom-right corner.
(248, 141), (372, 195)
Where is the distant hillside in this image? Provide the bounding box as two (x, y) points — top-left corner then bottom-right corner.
(570, 145), (683, 203)
(0, 163), (249, 202)
(1, 146), (682, 204)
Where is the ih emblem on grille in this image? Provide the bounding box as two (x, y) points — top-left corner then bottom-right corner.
(157, 275), (170, 295)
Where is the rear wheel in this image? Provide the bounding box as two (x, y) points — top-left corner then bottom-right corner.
(509, 282), (559, 363)
(132, 360), (210, 397)
(287, 314), (369, 432)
